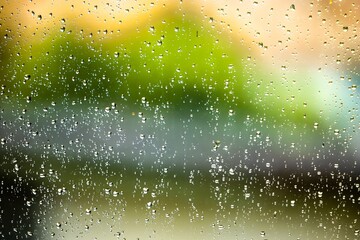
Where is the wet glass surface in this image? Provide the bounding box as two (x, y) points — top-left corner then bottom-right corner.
(1, 1), (359, 239)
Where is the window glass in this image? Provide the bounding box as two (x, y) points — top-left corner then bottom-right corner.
(1, 1), (359, 239)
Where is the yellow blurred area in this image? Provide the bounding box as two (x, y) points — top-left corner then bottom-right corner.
(2, 0), (358, 70)
(2, 0), (166, 38)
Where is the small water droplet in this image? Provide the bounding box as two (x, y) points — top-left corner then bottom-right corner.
(350, 84), (357, 90)
(213, 140), (221, 150)
(24, 74), (31, 81)
(85, 209), (91, 215)
(56, 222), (61, 229)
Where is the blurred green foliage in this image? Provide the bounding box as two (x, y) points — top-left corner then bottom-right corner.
(1, 12), (322, 127)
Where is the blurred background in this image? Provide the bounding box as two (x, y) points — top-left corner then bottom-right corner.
(0, 0), (359, 239)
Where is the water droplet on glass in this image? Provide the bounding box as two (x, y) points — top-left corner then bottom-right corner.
(85, 209), (91, 215)
(213, 140), (221, 150)
(24, 74), (31, 82)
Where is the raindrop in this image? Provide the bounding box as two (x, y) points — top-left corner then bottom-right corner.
(213, 140), (221, 150)
(85, 209), (91, 215)
(24, 74), (31, 82)
(56, 222), (61, 229)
